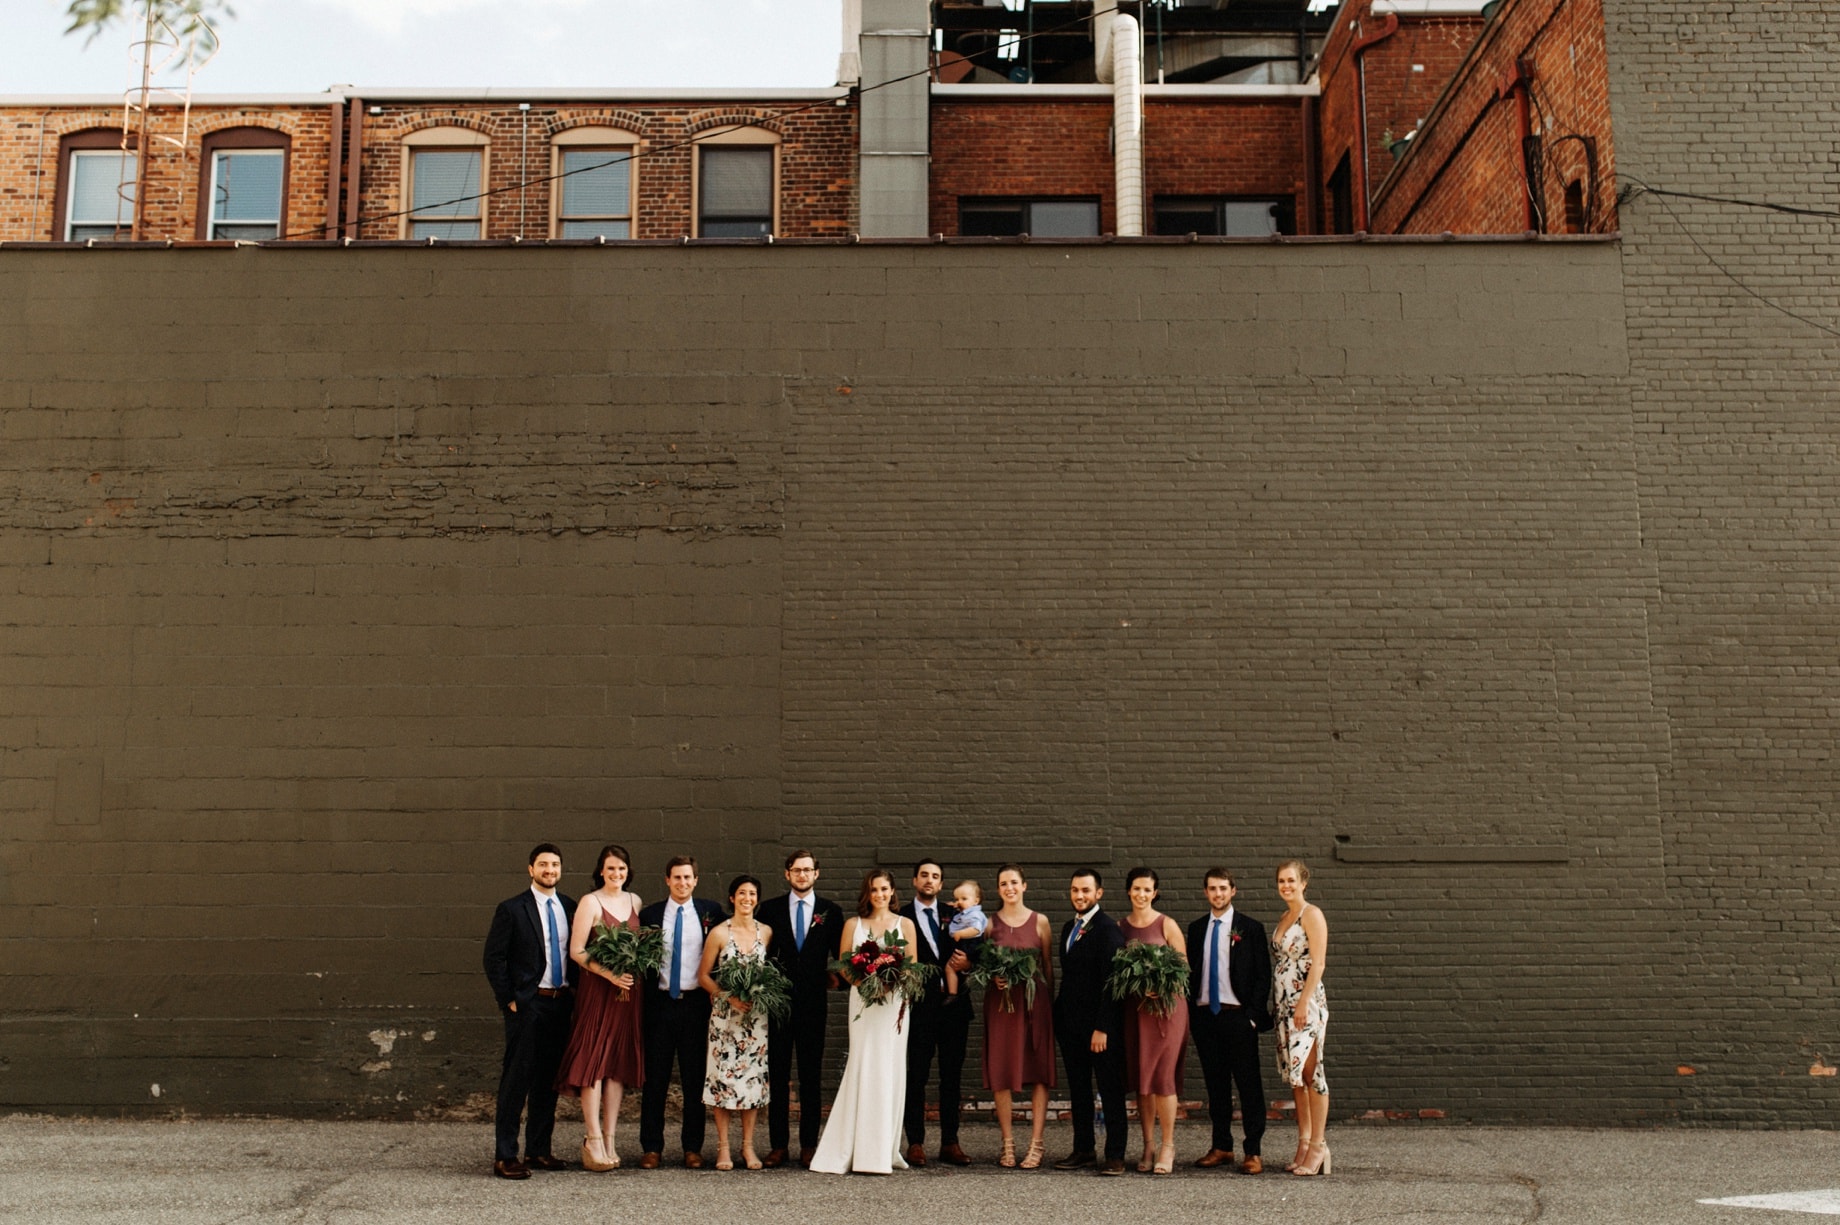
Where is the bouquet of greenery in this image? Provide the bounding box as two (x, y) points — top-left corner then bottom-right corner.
(965, 941), (1042, 1013)
(1104, 942), (1190, 1018)
(712, 955), (794, 1025)
(583, 922), (665, 1000)
(830, 927), (935, 1030)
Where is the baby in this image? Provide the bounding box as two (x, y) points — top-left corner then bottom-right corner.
(943, 880), (988, 1000)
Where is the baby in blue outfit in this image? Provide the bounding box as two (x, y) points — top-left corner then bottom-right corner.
(944, 880), (988, 1000)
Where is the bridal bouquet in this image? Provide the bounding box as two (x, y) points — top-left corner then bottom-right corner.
(584, 922), (665, 1000)
(965, 942), (1042, 1013)
(712, 956), (794, 1025)
(1104, 942), (1190, 1018)
(830, 927), (934, 1028)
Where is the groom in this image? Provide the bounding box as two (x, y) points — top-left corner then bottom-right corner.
(898, 858), (972, 1167)
(758, 848), (844, 1168)
(1054, 867), (1129, 1175)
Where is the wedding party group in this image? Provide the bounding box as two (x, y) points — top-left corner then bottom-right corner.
(482, 845), (1330, 1180)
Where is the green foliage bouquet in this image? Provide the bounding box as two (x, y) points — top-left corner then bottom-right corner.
(831, 927), (935, 1030)
(712, 955), (794, 1025)
(584, 922), (665, 1000)
(965, 941), (1042, 1013)
(1104, 941), (1190, 1018)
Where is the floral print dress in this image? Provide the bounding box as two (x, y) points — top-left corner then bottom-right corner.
(703, 929), (771, 1109)
(1273, 906), (1328, 1095)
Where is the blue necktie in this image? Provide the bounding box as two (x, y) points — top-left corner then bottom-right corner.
(1207, 918), (1222, 1015)
(794, 898), (807, 952)
(669, 905), (684, 1000)
(545, 898), (565, 990)
(924, 906), (942, 957)
(1067, 917), (1080, 953)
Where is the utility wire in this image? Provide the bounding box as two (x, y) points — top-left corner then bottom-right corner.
(1619, 172), (1840, 341)
(290, 4), (1128, 241)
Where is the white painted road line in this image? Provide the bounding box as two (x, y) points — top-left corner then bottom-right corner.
(1701, 1191), (1840, 1216)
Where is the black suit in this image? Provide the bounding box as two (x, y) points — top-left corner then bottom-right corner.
(757, 890), (845, 1153)
(483, 887), (578, 1163)
(899, 897), (972, 1150)
(637, 896), (726, 1157)
(1186, 908), (1273, 1156)
(1054, 907), (1129, 1160)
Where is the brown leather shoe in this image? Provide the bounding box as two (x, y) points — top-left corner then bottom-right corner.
(938, 1142), (972, 1166)
(1054, 1150), (1097, 1170)
(1194, 1148), (1235, 1169)
(526, 1154), (568, 1171)
(1239, 1155), (1263, 1175)
(1098, 1158), (1127, 1176)
(637, 1152), (661, 1170)
(493, 1159), (530, 1180)
(683, 1152), (705, 1169)
(905, 1143), (927, 1167)
(798, 1149), (815, 1169)
(761, 1148), (787, 1168)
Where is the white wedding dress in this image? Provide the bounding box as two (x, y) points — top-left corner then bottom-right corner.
(810, 919), (911, 1175)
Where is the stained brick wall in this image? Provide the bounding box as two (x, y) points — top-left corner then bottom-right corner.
(0, 105), (336, 242)
(929, 97), (1307, 235)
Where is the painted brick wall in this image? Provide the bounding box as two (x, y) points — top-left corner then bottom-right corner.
(0, 105), (336, 242)
(352, 101), (857, 240)
(1368, 0), (1618, 234)
(929, 98), (1307, 235)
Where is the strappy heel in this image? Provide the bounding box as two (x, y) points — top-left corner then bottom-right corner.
(1154, 1142), (1175, 1175)
(999, 1138), (1017, 1168)
(715, 1152), (735, 1171)
(1286, 1136), (1310, 1172)
(1020, 1139), (1045, 1169)
(1293, 1141), (1330, 1176)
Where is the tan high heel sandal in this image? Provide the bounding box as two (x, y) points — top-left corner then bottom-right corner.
(581, 1135), (616, 1172)
(999, 1138), (1017, 1168)
(1292, 1141), (1331, 1177)
(1153, 1142), (1175, 1175)
(1019, 1139), (1045, 1170)
(1286, 1137), (1310, 1172)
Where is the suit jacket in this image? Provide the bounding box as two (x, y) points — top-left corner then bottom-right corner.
(758, 892), (846, 994)
(1054, 907), (1127, 1042)
(898, 897), (957, 1008)
(483, 888), (579, 1011)
(637, 896), (727, 992)
(1186, 909), (1273, 1031)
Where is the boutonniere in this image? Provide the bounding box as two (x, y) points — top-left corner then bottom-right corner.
(808, 911), (828, 930)
(1073, 921), (1089, 943)
(1230, 930), (1243, 946)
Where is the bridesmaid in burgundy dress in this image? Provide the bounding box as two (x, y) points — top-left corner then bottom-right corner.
(981, 863), (1056, 1170)
(1121, 867), (1189, 1175)
(556, 844), (645, 1171)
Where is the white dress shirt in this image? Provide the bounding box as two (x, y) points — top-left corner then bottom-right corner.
(1068, 904), (1100, 951)
(915, 899), (944, 958)
(1204, 905), (1242, 1007)
(532, 886), (567, 990)
(659, 898), (707, 993)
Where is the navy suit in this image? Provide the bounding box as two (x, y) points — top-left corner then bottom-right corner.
(1055, 907), (1129, 1160)
(483, 888), (577, 1163)
(899, 897), (972, 1150)
(1186, 908), (1272, 1156)
(637, 896), (727, 1157)
(757, 890), (845, 1153)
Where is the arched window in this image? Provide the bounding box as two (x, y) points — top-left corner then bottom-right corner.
(54, 128), (135, 241)
(551, 126), (639, 239)
(401, 126), (489, 240)
(693, 126), (781, 238)
(198, 127), (291, 240)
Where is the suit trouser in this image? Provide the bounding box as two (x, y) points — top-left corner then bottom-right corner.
(768, 990), (830, 1153)
(494, 992), (572, 1162)
(1057, 1020), (1129, 1160)
(1190, 1005), (1267, 1156)
(904, 994), (971, 1148)
(640, 990), (712, 1156)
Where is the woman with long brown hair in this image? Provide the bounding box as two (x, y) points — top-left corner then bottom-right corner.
(555, 844), (644, 1170)
(1273, 859), (1331, 1176)
(981, 863), (1056, 1170)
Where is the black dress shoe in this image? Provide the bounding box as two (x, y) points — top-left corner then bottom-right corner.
(493, 1159), (531, 1180)
(1097, 1158), (1127, 1176)
(1053, 1150), (1097, 1170)
(525, 1155), (568, 1171)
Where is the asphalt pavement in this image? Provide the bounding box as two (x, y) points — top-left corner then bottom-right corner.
(1, 1116), (1836, 1224)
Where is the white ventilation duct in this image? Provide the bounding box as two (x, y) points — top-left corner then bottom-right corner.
(1095, 6), (1116, 84)
(1111, 13), (1144, 237)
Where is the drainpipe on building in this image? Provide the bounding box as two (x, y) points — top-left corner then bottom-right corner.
(1112, 13), (1144, 237)
(1498, 58), (1539, 231)
(325, 99), (344, 240)
(1351, 8), (1399, 231)
(344, 99), (364, 240)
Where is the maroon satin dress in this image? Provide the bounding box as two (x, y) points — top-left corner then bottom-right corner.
(980, 911), (1056, 1090)
(555, 899), (645, 1093)
(1121, 915), (1188, 1096)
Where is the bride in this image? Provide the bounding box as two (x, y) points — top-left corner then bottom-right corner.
(810, 870), (921, 1175)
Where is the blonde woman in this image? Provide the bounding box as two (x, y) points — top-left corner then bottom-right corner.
(1273, 860), (1330, 1176)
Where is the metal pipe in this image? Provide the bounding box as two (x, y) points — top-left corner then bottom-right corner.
(1351, 9), (1399, 231)
(344, 98), (363, 239)
(1112, 13), (1145, 237)
(324, 99), (343, 239)
(518, 102), (531, 238)
(29, 109), (51, 239)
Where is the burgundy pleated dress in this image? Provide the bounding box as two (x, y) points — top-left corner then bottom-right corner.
(1120, 915), (1188, 1096)
(980, 911), (1056, 1090)
(555, 899), (645, 1094)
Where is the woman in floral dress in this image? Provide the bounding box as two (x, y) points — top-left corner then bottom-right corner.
(698, 874), (773, 1170)
(1273, 859), (1330, 1177)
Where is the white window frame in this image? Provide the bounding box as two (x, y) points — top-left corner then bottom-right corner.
(550, 126), (639, 240)
(400, 126), (490, 240)
(207, 147), (285, 240)
(66, 149), (137, 241)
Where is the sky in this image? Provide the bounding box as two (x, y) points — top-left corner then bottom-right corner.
(10, 0), (847, 95)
